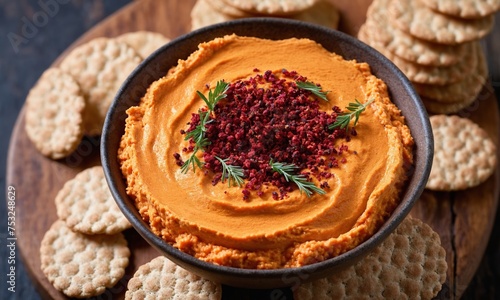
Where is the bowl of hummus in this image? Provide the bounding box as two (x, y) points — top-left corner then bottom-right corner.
(102, 18), (432, 288)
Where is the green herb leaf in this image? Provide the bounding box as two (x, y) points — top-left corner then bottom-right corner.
(328, 97), (375, 130)
(296, 81), (329, 102)
(182, 82), (230, 174)
(184, 110), (211, 145)
(181, 147), (203, 174)
(216, 157), (245, 187)
(269, 159), (326, 197)
(200, 80), (229, 111)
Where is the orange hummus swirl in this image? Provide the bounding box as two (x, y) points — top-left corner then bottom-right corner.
(118, 34), (414, 269)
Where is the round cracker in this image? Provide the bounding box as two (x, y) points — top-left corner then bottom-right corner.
(420, 96), (477, 115)
(125, 256), (222, 300)
(420, 0), (500, 19)
(364, 0), (467, 66)
(358, 26), (474, 85)
(191, 0), (237, 31)
(292, 0), (340, 29)
(426, 115), (497, 191)
(413, 43), (487, 106)
(294, 217), (447, 300)
(55, 166), (132, 235)
(220, 0), (318, 16)
(59, 37), (142, 136)
(389, 0), (494, 44)
(205, 0), (254, 17)
(115, 31), (170, 59)
(25, 67), (85, 159)
(192, 0), (339, 32)
(40, 220), (130, 298)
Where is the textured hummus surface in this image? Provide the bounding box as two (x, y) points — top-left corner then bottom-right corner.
(119, 35), (414, 269)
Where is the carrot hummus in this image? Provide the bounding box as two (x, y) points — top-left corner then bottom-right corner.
(118, 34), (414, 269)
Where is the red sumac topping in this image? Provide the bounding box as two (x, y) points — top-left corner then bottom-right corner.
(178, 70), (352, 199)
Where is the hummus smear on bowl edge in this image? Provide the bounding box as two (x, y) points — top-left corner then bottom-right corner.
(118, 34), (414, 269)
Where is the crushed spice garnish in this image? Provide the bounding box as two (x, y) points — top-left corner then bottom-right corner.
(175, 69), (362, 200)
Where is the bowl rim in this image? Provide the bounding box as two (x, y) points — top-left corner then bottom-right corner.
(102, 17), (433, 284)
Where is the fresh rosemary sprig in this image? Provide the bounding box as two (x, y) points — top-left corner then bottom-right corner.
(216, 157), (245, 187)
(197, 80), (229, 111)
(184, 110), (210, 146)
(182, 81), (229, 173)
(329, 97), (375, 130)
(181, 146), (203, 174)
(296, 81), (329, 102)
(269, 159), (326, 197)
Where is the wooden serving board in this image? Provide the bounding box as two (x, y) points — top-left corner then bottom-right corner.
(6, 0), (499, 299)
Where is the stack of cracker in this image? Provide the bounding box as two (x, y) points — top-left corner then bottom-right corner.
(357, 0), (499, 190)
(41, 165), (225, 298)
(25, 31), (169, 160)
(191, 0), (340, 31)
(40, 166), (132, 298)
(358, 0), (499, 115)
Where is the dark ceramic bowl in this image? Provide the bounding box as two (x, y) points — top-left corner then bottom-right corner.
(101, 18), (433, 289)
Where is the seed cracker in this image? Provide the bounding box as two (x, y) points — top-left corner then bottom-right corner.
(358, 26), (474, 85)
(192, 0), (339, 31)
(25, 67), (85, 159)
(125, 256), (222, 300)
(220, 0), (318, 16)
(205, 0), (253, 17)
(420, 0), (500, 19)
(115, 31), (170, 59)
(294, 217), (447, 300)
(59, 37), (142, 136)
(55, 165), (132, 235)
(426, 115), (497, 191)
(420, 96), (476, 115)
(364, 0), (467, 66)
(191, 0), (236, 31)
(40, 220), (130, 298)
(389, 0), (494, 44)
(292, 0), (340, 30)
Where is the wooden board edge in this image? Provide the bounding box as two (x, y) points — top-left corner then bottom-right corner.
(452, 87), (500, 296)
(6, 1), (499, 299)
